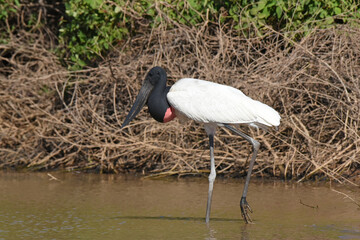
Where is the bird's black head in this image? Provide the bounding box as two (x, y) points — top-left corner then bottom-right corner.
(121, 66), (167, 128)
(145, 66), (167, 86)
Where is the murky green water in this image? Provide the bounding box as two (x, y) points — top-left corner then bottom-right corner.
(0, 172), (359, 239)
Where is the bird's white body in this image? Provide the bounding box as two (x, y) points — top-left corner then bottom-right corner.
(167, 78), (280, 128)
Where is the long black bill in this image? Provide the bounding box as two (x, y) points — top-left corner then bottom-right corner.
(121, 79), (154, 128)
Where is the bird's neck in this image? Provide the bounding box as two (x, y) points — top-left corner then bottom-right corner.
(147, 86), (176, 123)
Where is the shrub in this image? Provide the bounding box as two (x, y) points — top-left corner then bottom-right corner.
(58, 0), (359, 69)
(58, 0), (129, 68)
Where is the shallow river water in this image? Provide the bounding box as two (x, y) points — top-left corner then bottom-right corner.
(0, 172), (359, 240)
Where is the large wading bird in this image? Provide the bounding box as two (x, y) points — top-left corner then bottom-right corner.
(121, 66), (280, 223)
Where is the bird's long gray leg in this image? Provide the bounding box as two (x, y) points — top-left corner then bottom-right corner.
(224, 124), (260, 223)
(204, 124), (217, 224)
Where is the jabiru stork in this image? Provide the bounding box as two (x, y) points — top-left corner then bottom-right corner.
(121, 66), (280, 223)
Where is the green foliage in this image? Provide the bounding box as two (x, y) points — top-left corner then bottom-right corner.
(58, 0), (130, 69)
(229, 0), (360, 38)
(0, 0), (19, 21)
(58, 0), (219, 69)
(58, 0), (359, 69)
(1, 0), (358, 68)
(0, 1), (62, 44)
(0, 0), (20, 42)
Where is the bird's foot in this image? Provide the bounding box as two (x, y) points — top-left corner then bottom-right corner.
(240, 197), (253, 224)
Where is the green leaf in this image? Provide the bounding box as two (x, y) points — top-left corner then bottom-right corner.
(257, 0), (267, 11)
(250, 8), (258, 16)
(325, 17), (334, 25)
(188, 0), (200, 10)
(258, 7), (270, 19)
(276, 6), (282, 19)
(334, 7), (341, 15)
(147, 8), (155, 16)
(267, 0), (277, 8)
(115, 6), (121, 13)
(85, 0), (102, 9)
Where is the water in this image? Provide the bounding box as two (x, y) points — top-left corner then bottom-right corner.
(0, 172), (359, 239)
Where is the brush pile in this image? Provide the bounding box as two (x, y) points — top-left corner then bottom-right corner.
(1, 20), (359, 184)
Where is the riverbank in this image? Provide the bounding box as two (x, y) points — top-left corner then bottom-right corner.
(1, 21), (359, 184)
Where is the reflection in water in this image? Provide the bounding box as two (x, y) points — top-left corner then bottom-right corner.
(114, 216), (241, 222)
(0, 172), (359, 240)
(240, 225), (250, 240)
(206, 224), (216, 240)
(115, 216), (250, 240)
(205, 219), (250, 240)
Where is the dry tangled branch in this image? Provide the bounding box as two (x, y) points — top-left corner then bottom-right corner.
(0, 23), (359, 184)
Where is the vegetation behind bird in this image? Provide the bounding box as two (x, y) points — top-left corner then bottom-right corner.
(0, 1), (359, 185)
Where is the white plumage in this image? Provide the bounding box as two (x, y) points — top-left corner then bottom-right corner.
(167, 78), (280, 127)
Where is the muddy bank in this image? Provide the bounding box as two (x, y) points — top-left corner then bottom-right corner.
(0, 24), (359, 184)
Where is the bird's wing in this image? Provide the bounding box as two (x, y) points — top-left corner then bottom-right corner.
(167, 78), (280, 127)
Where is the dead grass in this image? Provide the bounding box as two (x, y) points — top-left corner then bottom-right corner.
(0, 22), (359, 184)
